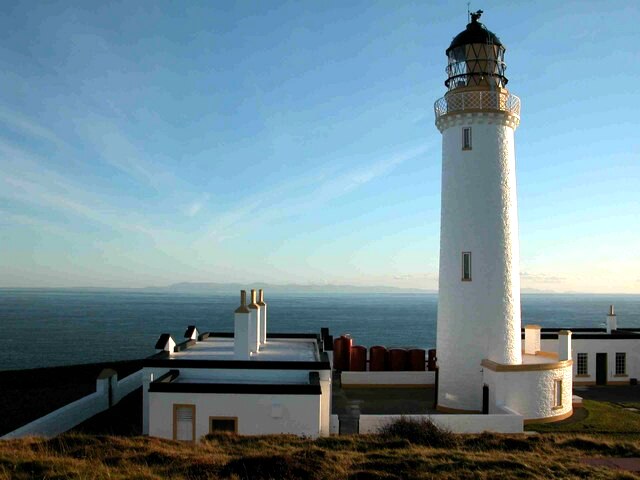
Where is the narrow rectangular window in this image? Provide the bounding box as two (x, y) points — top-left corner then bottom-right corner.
(462, 252), (472, 281)
(209, 417), (238, 434)
(173, 404), (196, 441)
(615, 352), (626, 375)
(462, 127), (472, 150)
(577, 353), (588, 375)
(553, 379), (562, 408)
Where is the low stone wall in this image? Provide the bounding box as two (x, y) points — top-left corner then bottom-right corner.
(341, 371), (435, 387)
(1, 370), (143, 439)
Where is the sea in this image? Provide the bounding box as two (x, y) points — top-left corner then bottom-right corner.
(1, 289), (639, 372)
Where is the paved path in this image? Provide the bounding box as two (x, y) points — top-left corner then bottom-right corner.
(580, 458), (640, 472)
(574, 384), (640, 404)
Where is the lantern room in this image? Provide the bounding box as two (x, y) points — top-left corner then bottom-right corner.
(445, 10), (508, 91)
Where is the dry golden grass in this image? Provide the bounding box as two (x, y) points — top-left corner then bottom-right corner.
(0, 432), (639, 479)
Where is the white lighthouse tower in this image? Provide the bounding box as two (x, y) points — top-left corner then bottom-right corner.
(435, 11), (522, 412)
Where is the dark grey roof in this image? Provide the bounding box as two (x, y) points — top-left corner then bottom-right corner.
(184, 325), (197, 338)
(447, 17), (502, 54)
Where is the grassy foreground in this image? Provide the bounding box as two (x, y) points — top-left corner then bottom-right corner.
(1, 432), (639, 479)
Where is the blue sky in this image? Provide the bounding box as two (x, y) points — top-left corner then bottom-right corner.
(0, 0), (638, 293)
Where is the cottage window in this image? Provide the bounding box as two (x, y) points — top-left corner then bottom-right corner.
(210, 417), (238, 434)
(577, 353), (588, 375)
(615, 352), (627, 375)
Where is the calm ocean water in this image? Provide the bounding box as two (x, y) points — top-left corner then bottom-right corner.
(0, 289), (639, 371)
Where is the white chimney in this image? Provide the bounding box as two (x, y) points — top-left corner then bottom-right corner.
(234, 290), (251, 360)
(184, 325), (199, 341)
(248, 289), (260, 352)
(558, 330), (572, 361)
(523, 325), (541, 355)
(257, 289), (267, 345)
(606, 304), (617, 334)
(155, 333), (175, 353)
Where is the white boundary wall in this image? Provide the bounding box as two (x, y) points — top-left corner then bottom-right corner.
(341, 371), (435, 387)
(358, 409), (523, 434)
(1, 370), (143, 439)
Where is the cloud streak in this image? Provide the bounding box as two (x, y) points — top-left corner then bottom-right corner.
(198, 142), (434, 243)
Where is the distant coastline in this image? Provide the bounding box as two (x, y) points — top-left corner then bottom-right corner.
(0, 282), (636, 295)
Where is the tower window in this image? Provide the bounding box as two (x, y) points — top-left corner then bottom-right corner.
(462, 127), (472, 150)
(577, 353), (588, 375)
(553, 379), (562, 408)
(615, 352), (626, 375)
(462, 252), (471, 281)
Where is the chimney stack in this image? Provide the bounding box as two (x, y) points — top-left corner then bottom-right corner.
(523, 325), (541, 355)
(248, 289), (260, 352)
(257, 289), (267, 345)
(606, 304), (617, 334)
(558, 330), (572, 361)
(234, 290), (251, 360)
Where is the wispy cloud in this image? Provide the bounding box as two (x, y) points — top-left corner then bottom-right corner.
(77, 114), (183, 190)
(198, 142), (433, 243)
(185, 194), (210, 217)
(0, 106), (66, 148)
(0, 142), (167, 240)
(521, 272), (565, 284)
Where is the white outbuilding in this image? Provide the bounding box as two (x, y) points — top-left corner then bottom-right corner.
(142, 289), (332, 441)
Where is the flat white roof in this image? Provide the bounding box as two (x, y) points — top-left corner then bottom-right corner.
(170, 336), (319, 362)
(521, 353), (558, 365)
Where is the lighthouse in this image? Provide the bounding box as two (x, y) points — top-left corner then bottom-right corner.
(435, 11), (523, 413)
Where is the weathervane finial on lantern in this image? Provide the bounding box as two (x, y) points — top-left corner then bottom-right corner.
(470, 10), (483, 23)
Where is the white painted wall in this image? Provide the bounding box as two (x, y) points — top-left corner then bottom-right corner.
(148, 391), (322, 440)
(2, 370), (143, 439)
(482, 363), (573, 421)
(542, 338), (640, 384)
(142, 367), (171, 434)
(358, 412), (523, 434)
(341, 371), (435, 387)
(437, 112), (522, 412)
(330, 415), (340, 435)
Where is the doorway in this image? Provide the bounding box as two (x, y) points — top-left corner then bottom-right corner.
(596, 353), (607, 385)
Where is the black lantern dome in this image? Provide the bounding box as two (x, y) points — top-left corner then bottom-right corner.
(445, 11), (508, 91)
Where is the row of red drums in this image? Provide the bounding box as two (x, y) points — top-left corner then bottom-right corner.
(333, 335), (436, 372)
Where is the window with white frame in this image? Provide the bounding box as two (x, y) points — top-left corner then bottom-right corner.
(462, 127), (472, 150)
(577, 353), (588, 375)
(615, 352), (627, 375)
(462, 252), (472, 281)
(553, 379), (562, 408)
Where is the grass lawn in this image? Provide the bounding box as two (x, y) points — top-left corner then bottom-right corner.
(525, 400), (640, 434)
(2, 432), (640, 479)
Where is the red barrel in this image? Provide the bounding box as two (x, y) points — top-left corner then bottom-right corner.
(369, 346), (387, 371)
(350, 345), (367, 371)
(427, 349), (437, 371)
(408, 349), (426, 371)
(389, 348), (408, 371)
(333, 335), (353, 371)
